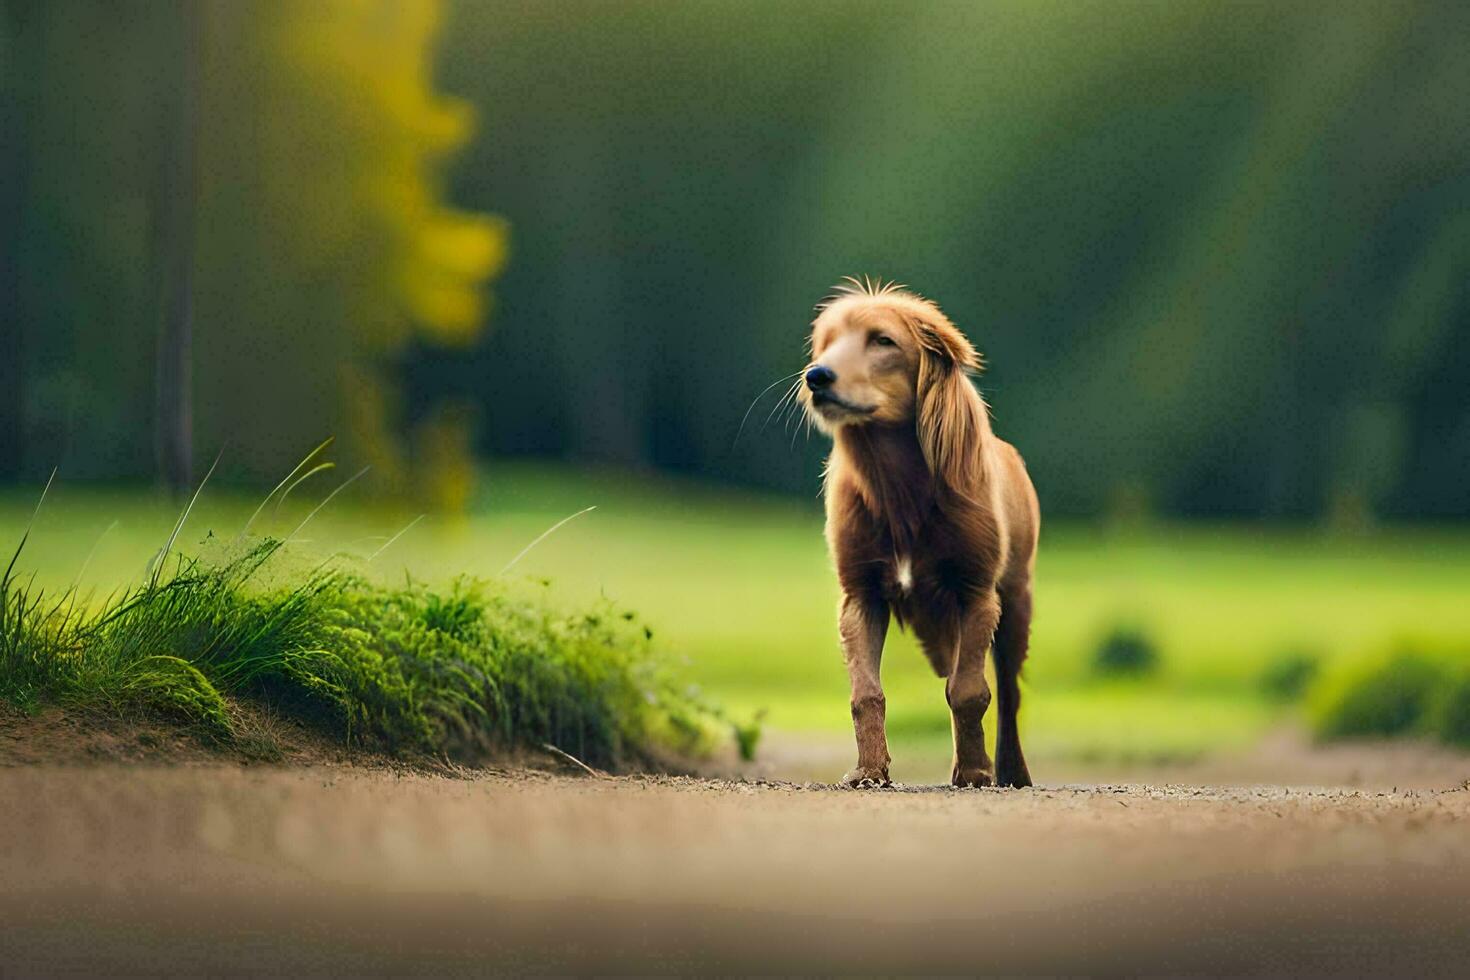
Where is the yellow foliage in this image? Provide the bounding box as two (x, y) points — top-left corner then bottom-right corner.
(194, 0), (506, 506)
(402, 211), (510, 343)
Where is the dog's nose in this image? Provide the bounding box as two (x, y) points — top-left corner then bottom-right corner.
(805, 365), (836, 390)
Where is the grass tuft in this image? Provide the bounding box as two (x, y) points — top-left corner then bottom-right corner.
(1090, 623), (1160, 678)
(2, 529), (733, 771)
(1306, 645), (1470, 748)
(1425, 662), (1470, 748)
(1258, 649), (1320, 702)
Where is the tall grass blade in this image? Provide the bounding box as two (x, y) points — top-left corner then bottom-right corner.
(237, 436), (335, 540)
(284, 466), (369, 543)
(501, 506), (597, 575)
(73, 519), (119, 588)
(148, 450), (222, 586)
(3, 467), (56, 590)
(271, 462), (337, 518)
(368, 514), (426, 563)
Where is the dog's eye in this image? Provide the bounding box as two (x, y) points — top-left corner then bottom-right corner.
(871, 334), (897, 348)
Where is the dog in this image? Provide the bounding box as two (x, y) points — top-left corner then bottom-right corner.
(800, 278), (1039, 788)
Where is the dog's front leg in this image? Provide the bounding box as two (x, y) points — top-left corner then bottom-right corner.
(839, 594), (891, 787)
(948, 591), (1000, 788)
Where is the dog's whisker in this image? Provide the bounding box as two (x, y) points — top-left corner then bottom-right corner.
(758, 379), (805, 437)
(783, 402), (803, 436)
(732, 371), (803, 449)
(785, 392), (811, 437)
(761, 378), (804, 435)
(796, 412), (813, 450)
(787, 390), (813, 440)
(779, 386), (805, 435)
(790, 401), (817, 450)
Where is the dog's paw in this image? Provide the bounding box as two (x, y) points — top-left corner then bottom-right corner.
(951, 765), (994, 789)
(995, 764), (1032, 789)
(840, 765), (891, 789)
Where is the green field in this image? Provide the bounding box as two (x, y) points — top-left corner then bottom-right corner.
(4, 463), (1468, 766)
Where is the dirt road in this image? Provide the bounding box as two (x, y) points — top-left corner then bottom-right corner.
(4, 760), (1470, 976)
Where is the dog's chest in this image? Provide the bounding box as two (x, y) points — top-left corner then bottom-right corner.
(833, 476), (998, 604)
(873, 523), (993, 608)
(879, 549), (930, 607)
(894, 555), (914, 593)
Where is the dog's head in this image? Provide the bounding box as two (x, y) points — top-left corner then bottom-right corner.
(802, 277), (980, 415)
(801, 279), (986, 481)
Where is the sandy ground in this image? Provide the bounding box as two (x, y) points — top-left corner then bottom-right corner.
(4, 746), (1470, 976)
(754, 724), (1470, 791)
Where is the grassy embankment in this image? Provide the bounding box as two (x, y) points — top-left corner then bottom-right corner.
(0, 469), (733, 770)
(3, 462), (1468, 768)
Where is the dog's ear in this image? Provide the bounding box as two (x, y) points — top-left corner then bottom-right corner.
(911, 315), (981, 372)
(909, 313), (985, 489)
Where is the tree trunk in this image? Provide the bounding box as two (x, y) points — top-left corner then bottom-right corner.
(0, 2), (30, 479)
(154, 0), (200, 496)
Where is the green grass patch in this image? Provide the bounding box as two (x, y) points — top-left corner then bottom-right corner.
(1258, 649), (1321, 702)
(6, 462), (1470, 766)
(1089, 623), (1160, 678)
(1307, 645), (1470, 749)
(1426, 662), (1470, 748)
(2, 499), (732, 770)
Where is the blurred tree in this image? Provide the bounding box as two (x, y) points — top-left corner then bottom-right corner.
(193, 0), (506, 497)
(0, 2), (25, 481)
(1, 0), (505, 502)
(441, 0), (1470, 521)
(7, 0), (1470, 521)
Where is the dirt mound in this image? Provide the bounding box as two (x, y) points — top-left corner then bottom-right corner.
(1, 702), (355, 768)
(0, 702), (625, 780)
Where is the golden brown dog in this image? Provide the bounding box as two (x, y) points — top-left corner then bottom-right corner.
(800, 278), (1039, 788)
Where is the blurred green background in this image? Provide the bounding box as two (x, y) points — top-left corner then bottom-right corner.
(3, 1), (1469, 771)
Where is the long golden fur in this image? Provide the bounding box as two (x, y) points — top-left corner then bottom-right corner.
(800, 278), (1039, 788)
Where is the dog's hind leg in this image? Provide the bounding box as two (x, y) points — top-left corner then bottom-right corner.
(943, 592), (1000, 788)
(992, 583), (1033, 788)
